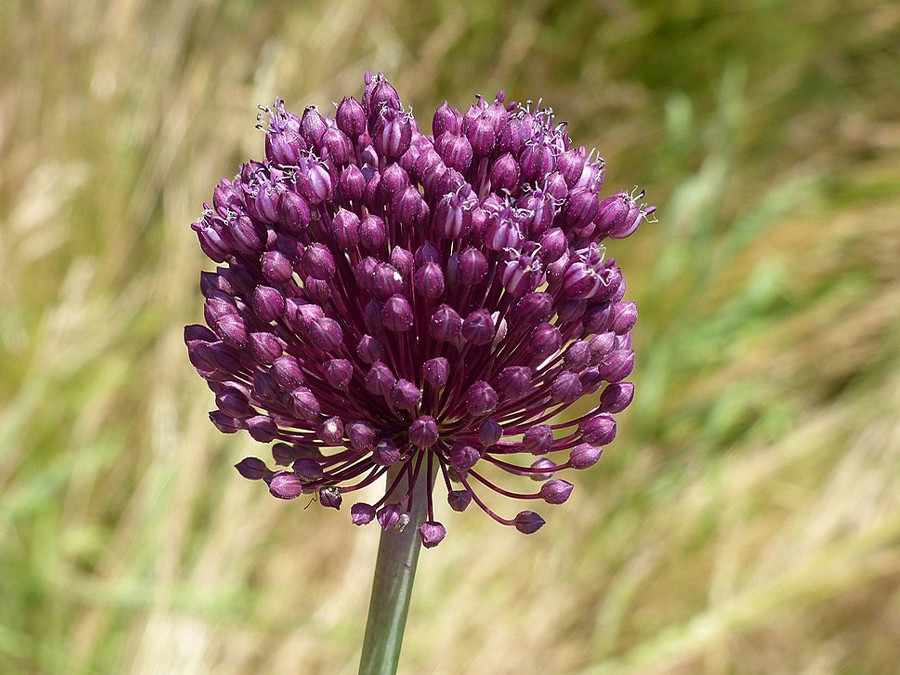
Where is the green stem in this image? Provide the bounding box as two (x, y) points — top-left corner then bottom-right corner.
(358, 464), (430, 675)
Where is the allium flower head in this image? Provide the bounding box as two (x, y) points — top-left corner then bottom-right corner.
(186, 73), (653, 547)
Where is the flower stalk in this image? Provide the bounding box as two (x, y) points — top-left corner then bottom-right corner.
(358, 464), (430, 675)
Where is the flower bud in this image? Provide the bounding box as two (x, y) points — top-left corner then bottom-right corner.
(529, 323), (562, 361)
(515, 292), (553, 323)
(210, 411), (242, 434)
(490, 152), (520, 193)
(538, 227), (567, 263)
(456, 248), (488, 285)
(466, 115), (496, 157)
(261, 250), (293, 284)
(409, 416), (438, 448)
(462, 309), (494, 345)
(336, 96), (366, 138)
(249, 331), (283, 364)
(319, 487), (342, 509)
(365, 361), (396, 396)
(610, 301), (638, 335)
(289, 387), (321, 421)
(551, 371), (583, 403)
(600, 382), (634, 413)
(351, 502), (376, 525)
(278, 191), (311, 234)
(447, 490), (472, 512)
(433, 101), (461, 137)
(391, 379), (422, 410)
(580, 414), (616, 446)
(390, 246), (415, 276)
(360, 214), (386, 251)
(331, 208), (360, 248)
(529, 457), (556, 482)
(497, 116), (530, 155)
(293, 457), (325, 481)
(497, 366), (533, 399)
(322, 127), (352, 165)
(465, 381), (498, 416)
(377, 504), (402, 530)
(449, 441), (480, 472)
(382, 294), (414, 332)
(569, 443), (602, 469)
(235, 457), (269, 480)
(272, 355), (305, 388)
(268, 472), (305, 499)
(597, 349), (635, 383)
(429, 304), (462, 342)
(318, 416), (344, 445)
(246, 415), (278, 442)
(371, 262), (403, 301)
(437, 132), (473, 173)
(419, 521), (446, 548)
(375, 105), (413, 158)
(596, 192), (641, 239)
(303, 243), (336, 280)
(415, 262), (445, 299)
(300, 106), (327, 146)
(479, 419), (503, 447)
(563, 340), (591, 371)
(373, 438), (401, 466)
(523, 424), (553, 455)
(252, 285), (285, 322)
(520, 143), (555, 183)
(392, 186), (429, 227)
(324, 358), (353, 389)
(539, 479), (574, 505)
(514, 510), (545, 534)
(347, 421), (376, 450)
(423, 357), (449, 389)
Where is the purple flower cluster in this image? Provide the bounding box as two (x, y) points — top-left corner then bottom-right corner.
(185, 73), (653, 548)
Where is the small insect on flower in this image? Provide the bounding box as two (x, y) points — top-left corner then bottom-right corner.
(186, 73), (652, 547)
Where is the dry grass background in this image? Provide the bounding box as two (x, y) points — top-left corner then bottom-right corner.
(1, 0), (899, 673)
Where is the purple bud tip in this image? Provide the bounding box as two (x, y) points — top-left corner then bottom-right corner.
(419, 521), (447, 548)
(319, 486), (343, 509)
(523, 424), (553, 455)
(530, 458), (557, 482)
(235, 457), (269, 480)
(514, 510), (546, 534)
(268, 472), (305, 500)
(409, 416), (439, 448)
(391, 379), (422, 410)
(382, 294), (414, 332)
(580, 414), (617, 446)
(272, 443), (300, 466)
(373, 438), (402, 466)
(449, 441), (480, 472)
(351, 502), (376, 525)
(569, 443), (602, 469)
(423, 357), (449, 389)
(347, 421), (376, 450)
(377, 504), (402, 530)
(479, 419), (503, 447)
(465, 380), (498, 416)
(600, 382), (635, 413)
(447, 490), (473, 512)
(539, 479), (574, 505)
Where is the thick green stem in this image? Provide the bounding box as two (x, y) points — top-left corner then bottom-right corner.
(358, 464), (430, 675)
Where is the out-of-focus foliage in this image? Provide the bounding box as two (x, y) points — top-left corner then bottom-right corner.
(1, 1), (898, 673)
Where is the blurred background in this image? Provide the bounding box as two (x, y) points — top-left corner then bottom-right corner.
(2, 0), (899, 673)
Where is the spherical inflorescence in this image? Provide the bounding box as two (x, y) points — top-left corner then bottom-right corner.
(185, 73), (653, 548)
